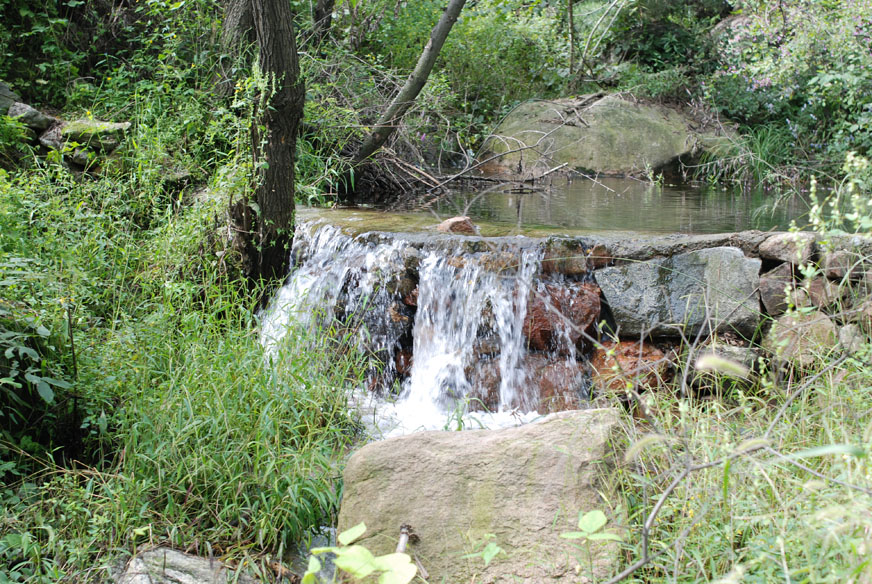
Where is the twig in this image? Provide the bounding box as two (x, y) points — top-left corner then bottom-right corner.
(539, 162), (568, 179)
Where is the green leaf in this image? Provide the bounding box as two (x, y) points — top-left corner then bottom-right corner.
(338, 522), (366, 545)
(586, 532), (623, 542)
(301, 556), (321, 584)
(333, 545), (377, 579)
(378, 562), (417, 584)
(577, 510), (608, 534)
(35, 326), (50, 337)
(17, 346), (39, 361)
(559, 531), (587, 540)
(36, 380), (54, 403)
(787, 444), (866, 460)
(481, 541), (503, 566)
(43, 376), (71, 389)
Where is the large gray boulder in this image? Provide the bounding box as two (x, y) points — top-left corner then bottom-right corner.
(596, 247), (762, 336)
(338, 408), (622, 583)
(478, 94), (730, 179)
(0, 80), (19, 114)
(115, 547), (256, 584)
(8, 102), (56, 131)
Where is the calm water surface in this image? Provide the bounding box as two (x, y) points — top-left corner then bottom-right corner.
(431, 177), (810, 234)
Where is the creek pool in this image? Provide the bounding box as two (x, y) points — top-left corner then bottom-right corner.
(430, 176), (811, 234)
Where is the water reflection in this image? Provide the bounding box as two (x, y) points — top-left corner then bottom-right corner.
(434, 178), (811, 234)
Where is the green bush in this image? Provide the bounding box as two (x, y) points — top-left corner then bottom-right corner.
(707, 0), (872, 167)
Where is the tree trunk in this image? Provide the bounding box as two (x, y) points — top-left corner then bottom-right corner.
(249, 0), (305, 282)
(312, 0), (335, 46)
(352, 0), (466, 165)
(217, 0), (255, 96)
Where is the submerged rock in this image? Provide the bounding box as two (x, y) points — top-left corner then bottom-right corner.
(596, 247), (761, 337)
(478, 94), (730, 179)
(338, 408), (622, 583)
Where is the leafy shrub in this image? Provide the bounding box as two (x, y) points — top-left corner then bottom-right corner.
(708, 0), (872, 166)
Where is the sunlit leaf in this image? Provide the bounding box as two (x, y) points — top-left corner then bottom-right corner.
(301, 556), (321, 584)
(338, 522), (366, 545)
(586, 532), (623, 542)
(333, 545), (377, 579)
(577, 510), (608, 534)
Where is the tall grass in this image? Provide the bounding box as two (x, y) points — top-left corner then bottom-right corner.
(1, 114), (364, 581)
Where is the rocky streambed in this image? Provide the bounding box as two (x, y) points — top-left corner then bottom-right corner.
(262, 210), (872, 430)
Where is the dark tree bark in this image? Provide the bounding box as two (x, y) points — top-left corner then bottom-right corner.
(226, 0), (304, 283)
(216, 0), (255, 96)
(248, 0), (305, 282)
(351, 0), (466, 165)
(312, 0), (335, 45)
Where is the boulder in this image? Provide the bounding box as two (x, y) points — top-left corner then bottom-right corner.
(533, 357), (589, 414)
(436, 216), (477, 235)
(478, 94), (730, 179)
(61, 119), (131, 152)
(758, 232), (815, 264)
(595, 247), (761, 337)
(541, 239), (589, 276)
(8, 102), (56, 131)
(338, 409), (622, 583)
(590, 341), (671, 393)
(764, 310), (839, 368)
(585, 230), (769, 266)
(759, 263), (795, 316)
(838, 324), (866, 354)
(0, 80), (18, 113)
(524, 281), (601, 352)
(114, 547), (256, 584)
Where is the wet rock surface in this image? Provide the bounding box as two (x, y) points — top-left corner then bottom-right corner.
(267, 217), (872, 432)
(523, 281), (600, 352)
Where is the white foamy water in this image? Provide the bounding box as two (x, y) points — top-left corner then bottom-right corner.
(261, 221), (570, 438)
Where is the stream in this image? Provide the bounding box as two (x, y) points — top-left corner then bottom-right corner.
(261, 179), (811, 437)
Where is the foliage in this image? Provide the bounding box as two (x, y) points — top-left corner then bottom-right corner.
(705, 0), (872, 169)
(0, 117), (31, 169)
(303, 523), (417, 584)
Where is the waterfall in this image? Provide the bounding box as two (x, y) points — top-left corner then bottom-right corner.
(261, 220), (593, 436)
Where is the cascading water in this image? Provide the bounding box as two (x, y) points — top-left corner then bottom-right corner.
(261, 220), (594, 437)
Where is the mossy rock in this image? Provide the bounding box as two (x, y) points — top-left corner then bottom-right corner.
(479, 94), (731, 179)
(61, 119), (131, 152)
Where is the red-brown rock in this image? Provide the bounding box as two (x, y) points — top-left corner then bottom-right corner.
(395, 350), (413, 377)
(402, 286), (419, 307)
(758, 263), (795, 316)
(535, 358), (587, 414)
(436, 216), (477, 235)
(587, 243), (613, 269)
(590, 341), (671, 392)
(523, 282), (601, 352)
